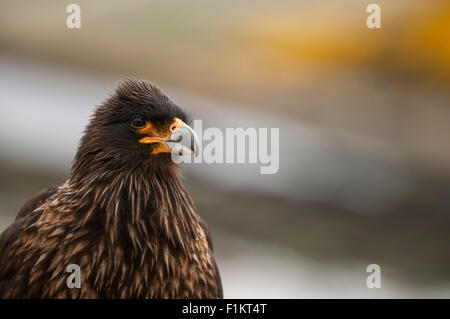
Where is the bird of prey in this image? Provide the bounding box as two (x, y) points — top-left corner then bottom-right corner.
(0, 79), (222, 298)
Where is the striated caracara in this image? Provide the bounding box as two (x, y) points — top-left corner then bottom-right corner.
(0, 79), (222, 298)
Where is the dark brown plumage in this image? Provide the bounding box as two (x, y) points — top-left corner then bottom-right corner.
(0, 79), (222, 298)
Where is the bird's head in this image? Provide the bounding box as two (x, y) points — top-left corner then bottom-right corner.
(71, 79), (199, 182)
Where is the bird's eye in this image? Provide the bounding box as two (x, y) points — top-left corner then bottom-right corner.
(131, 117), (146, 129)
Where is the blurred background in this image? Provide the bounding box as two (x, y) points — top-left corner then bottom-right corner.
(1, 0), (449, 297)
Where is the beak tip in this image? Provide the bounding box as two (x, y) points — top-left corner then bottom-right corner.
(191, 139), (199, 156)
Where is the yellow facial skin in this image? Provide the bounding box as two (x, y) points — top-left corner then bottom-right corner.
(137, 118), (184, 154)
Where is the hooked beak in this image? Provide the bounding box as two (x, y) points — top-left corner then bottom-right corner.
(138, 118), (199, 156)
(165, 122), (200, 156)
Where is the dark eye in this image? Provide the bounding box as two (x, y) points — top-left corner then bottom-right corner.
(131, 117), (146, 129)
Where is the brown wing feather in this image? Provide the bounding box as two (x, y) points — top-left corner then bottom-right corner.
(0, 187), (57, 297)
(199, 218), (223, 298)
(1, 188), (223, 298)
(0, 209), (44, 297)
(15, 187), (58, 220)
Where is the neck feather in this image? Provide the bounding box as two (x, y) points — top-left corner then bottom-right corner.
(67, 159), (200, 250)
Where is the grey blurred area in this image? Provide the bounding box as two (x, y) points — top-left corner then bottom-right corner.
(1, 0), (450, 297)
